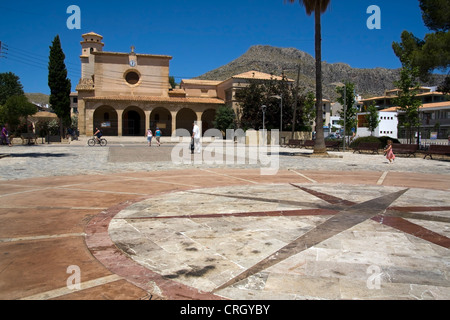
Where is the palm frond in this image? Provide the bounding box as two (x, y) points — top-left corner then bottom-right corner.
(285, 0), (331, 16)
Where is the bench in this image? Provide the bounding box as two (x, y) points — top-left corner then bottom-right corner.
(353, 142), (381, 154)
(21, 133), (37, 145)
(287, 139), (303, 148)
(423, 145), (450, 160)
(325, 141), (341, 151)
(287, 140), (315, 149)
(392, 144), (418, 158)
(303, 140), (315, 149)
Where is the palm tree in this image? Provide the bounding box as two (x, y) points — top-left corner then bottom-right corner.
(287, 0), (331, 154)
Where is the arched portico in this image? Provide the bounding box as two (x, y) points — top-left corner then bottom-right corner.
(150, 107), (172, 136)
(123, 106), (145, 136)
(176, 108), (197, 133)
(201, 109), (216, 134)
(93, 106), (119, 136)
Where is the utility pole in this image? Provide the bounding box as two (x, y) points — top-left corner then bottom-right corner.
(291, 64), (301, 140)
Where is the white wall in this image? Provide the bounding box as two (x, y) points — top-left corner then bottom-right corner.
(356, 112), (398, 139)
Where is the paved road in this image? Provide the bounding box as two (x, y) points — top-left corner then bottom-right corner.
(0, 141), (449, 301)
(1, 142), (449, 181)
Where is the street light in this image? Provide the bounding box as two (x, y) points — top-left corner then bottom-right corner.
(332, 82), (347, 152)
(261, 105), (267, 131)
(271, 95), (283, 144)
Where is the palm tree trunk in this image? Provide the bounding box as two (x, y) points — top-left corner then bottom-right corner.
(313, 2), (327, 154)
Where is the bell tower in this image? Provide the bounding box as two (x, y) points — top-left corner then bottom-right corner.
(80, 32), (104, 79)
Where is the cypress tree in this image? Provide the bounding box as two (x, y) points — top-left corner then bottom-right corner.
(48, 35), (71, 137)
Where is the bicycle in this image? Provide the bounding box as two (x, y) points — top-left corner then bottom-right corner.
(88, 136), (108, 147)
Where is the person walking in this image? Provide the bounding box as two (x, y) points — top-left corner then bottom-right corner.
(192, 122), (201, 154)
(384, 140), (396, 164)
(155, 127), (161, 147)
(1, 124), (12, 147)
(147, 128), (153, 147)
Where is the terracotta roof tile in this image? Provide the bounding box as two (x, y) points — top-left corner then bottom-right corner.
(84, 95), (224, 104)
(232, 70), (294, 82)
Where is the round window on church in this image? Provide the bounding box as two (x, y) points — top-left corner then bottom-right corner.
(125, 70), (140, 85)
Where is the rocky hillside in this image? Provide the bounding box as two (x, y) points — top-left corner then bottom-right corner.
(196, 45), (445, 100)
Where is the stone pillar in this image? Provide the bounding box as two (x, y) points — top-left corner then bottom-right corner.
(144, 110), (151, 132)
(196, 111), (203, 133)
(78, 99), (86, 135)
(86, 109), (94, 136)
(171, 111), (177, 136)
(117, 109), (124, 136)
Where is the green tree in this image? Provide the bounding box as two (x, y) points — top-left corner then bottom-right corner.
(336, 82), (358, 139)
(48, 35), (71, 137)
(236, 80), (266, 130)
(420, 0), (450, 32)
(297, 91), (316, 132)
(236, 77), (313, 132)
(169, 76), (177, 89)
(393, 0), (449, 87)
(393, 57), (422, 143)
(0, 95), (37, 131)
(0, 72), (24, 106)
(366, 103), (380, 136)
(287, 0), (331, 154)
(213, 106), (236, 134)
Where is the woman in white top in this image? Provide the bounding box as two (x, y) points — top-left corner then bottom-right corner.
(147, 129), (153, 147)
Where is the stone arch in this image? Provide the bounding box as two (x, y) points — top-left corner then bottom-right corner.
(201, 109), (217, 134)
(150, 107), (172, 136)
(176, 108), (197, 133)
(123, 106), (145, 136)
(93, 105), (118, 136)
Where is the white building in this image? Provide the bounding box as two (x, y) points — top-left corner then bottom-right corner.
(356, 111), (399, 139)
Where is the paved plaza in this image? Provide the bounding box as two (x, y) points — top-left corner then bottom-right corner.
(0, 138), (449, 300)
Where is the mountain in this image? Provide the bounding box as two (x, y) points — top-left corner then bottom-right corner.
(196, 45), (445, 100)
(25, 93), (49, 106)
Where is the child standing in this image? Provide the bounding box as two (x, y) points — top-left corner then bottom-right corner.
(384, 140), (396, 164)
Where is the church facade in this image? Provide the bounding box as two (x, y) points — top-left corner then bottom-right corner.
(76, 32), (225, 137)
(75, 32), (292, 137)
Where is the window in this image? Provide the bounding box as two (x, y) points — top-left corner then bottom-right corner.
(125, 71), (140, 85)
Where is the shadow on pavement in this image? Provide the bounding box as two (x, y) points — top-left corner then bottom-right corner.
(11, 153), (71, 158)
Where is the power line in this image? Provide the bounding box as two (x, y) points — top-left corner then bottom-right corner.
(0, 41), (7, 59)
(1, 41), (204, 92)
(3, 42), (199, 81)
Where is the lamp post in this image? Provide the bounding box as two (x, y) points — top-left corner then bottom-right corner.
(343, 86), (347, 152)
(332, 82), (347, 152)
(261, 105), (267, 131)
(271, 95), (283, 144)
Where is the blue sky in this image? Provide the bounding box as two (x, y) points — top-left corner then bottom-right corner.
(0, 0), (433, 95)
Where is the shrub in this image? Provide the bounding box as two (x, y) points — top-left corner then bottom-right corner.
(350, 136), (380, 149)
(378, 136), (400, 148)
(350, 136), (401, 149)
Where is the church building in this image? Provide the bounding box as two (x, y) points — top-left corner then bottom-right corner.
(75, 32), (292, 137)
(76, 32), (224, 137)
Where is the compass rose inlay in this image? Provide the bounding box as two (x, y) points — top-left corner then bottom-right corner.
(103, 183), (450, 300)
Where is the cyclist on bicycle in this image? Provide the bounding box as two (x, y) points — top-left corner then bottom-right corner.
(94, 127), (103, 144)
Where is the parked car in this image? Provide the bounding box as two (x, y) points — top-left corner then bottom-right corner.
(326, 133), (341, 140)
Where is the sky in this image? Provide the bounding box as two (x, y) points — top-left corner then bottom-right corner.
(0, 0), (435, 95)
